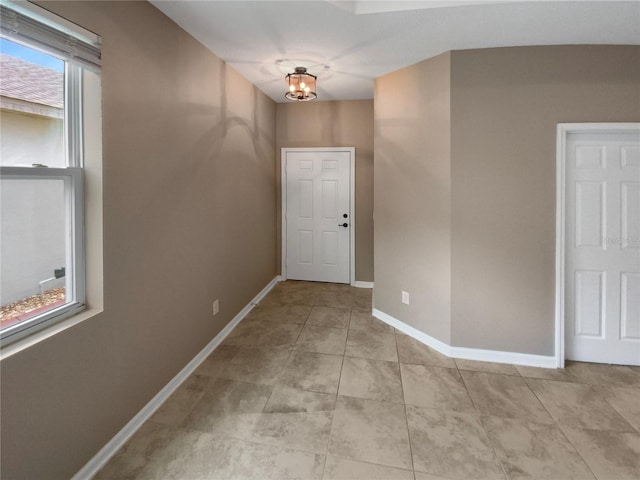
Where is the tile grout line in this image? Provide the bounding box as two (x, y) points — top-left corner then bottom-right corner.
(553, 423), (600, 480)
(456, 366), (479, 413)
(596, 385), (640, 435)
(523, 377), (600, 480)
(224, 287), (340, 477)
(520, 375), (560, 424)
(457, 368), (511, 480)
(395, 328), (417, 476)
(322, 307), (350, 480)
(322, 453), (418, 476)
(297, 285), (353, 477)
(312, 297), (332, 480)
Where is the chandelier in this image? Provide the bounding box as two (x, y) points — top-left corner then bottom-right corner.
(285, 67), (317, 101)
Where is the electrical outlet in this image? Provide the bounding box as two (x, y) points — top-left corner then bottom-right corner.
(213, 299), (219, 316)
(402, 291), (410, 305)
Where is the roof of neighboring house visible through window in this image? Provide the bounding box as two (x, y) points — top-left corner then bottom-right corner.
(0, 53), (63, 109)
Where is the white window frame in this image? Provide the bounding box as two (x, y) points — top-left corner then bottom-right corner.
(0, 43), (87, 346)
(0, 168), (85, 344)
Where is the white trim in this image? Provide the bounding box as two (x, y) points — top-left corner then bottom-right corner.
(555, 125), (567, 369)
(373, 308), (556, 369)
(451, 346), (557, 368)
(280, 147), (356, 285)
(555, 123), (640, 369)
(353, 281), (374, 289)
(66, 64), (84, 168)
(281, 153), (287, 280)
(373, 308), (452, 356)
(0, 167), (86, 347)
(71, 276), (281, 480)
(0, 70), (104, 360)
(349, 151), (356, 287)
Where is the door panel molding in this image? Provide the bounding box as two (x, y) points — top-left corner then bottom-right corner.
(281, 147), (356, 285)
(556, 123), (640, 367)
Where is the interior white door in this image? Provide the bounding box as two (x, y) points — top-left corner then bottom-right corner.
(284, 149), (351, 283)
(565, 129), (640, 365)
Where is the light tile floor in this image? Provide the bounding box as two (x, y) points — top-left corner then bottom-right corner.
(95, 281), (640, 480)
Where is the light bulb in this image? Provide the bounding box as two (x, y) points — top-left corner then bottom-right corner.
(304, 87), (310, 93)
(289, 85), (295, 92)
(300, 82), (306, 89)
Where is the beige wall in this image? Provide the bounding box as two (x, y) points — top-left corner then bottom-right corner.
(450, 45), (640, 355)
(374, 53), (452, 342)
(276, 100), (374, 282)
(0, 2), (277, 479)
(374, 45), (640, 356)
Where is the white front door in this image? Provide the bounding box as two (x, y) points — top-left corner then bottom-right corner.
(564, 127), (640, 365)
(283, 148), (352, 284)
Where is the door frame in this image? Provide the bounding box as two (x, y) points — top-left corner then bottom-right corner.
(555, 123), (640, 368)
(281, 147), (356, 285)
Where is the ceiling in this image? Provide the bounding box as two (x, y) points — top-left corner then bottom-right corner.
(150, 1), (640, 103)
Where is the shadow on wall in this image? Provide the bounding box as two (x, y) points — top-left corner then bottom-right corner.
(104, 51), (277, 324)
(129, 61), (275, 231)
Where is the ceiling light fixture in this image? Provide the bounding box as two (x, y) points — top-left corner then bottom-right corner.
(285, 66), (317, 101)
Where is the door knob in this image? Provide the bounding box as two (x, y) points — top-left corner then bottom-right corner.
(343, 213), (348, 218)
(339, 223), (349, 227)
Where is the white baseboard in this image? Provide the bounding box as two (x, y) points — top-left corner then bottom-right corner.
(450, 346), (557, 368)
(372, 308), (556, 369)
(72, 275), (282, 480)
(353, 281), (374, 289)
(373, 308), (452, 356)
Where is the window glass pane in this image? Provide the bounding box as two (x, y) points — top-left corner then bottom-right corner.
(0, 178), (69, 330)
(0, 38), (65, 167)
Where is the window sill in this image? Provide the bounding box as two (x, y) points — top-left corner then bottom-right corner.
(0, 305), (103, 360)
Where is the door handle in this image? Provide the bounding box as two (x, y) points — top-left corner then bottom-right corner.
(339, 223), (349, 227)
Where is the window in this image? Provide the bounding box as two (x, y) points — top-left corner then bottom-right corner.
(0, 1), (101, 345)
